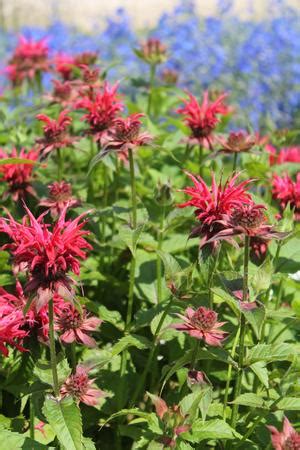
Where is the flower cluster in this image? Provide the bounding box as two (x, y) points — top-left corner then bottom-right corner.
(272, 174), (300, 221)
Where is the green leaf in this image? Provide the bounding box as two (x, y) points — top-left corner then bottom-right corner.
(250, 362), (269, 388)
(241, 304), (266, 340)
(182, 419), (239, 442)
(100, 408), (162, 435)
(82, 437), (96, 450)
(42, 396), (83, 450)
(251, 259), (273, 293)
(34, 358), (71, 386)
(231, 393), (265, 408)
(276, 397), (300, 411)
(98, 305), (124, 330)
(118, 223), (145, 256)
(245, 343), (297, 365)
(0, 157), (39, 166)
(111, 334), (151, 356)
(0, 429), (47, 449)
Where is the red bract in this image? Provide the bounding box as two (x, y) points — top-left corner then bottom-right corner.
(74, 51), (98, 66)
(60, 365), (105, 406)
(216, 131), (256, 154)
(53, 53), (76, 81)
(267, 417), (300, 450)
(207, 203), (286, 246)
(272, 173), (300, 221)
(148, 393), (190, 448)
(39, 181), (80, 218)
(101, 113), (152, 159)
(5, 36), (49, 86)
(177, 91), (229, 148)
(36, 110), (76, 158)
(55, 302), (102, 347)
(46, 79), (76, 107)
(269, 146), (300, 166)
(178, 172), (252, 247)
(0, 147), (39, 201)
(75, 83), (123, 143)
(0, 205), (92, 310)
(171, 306), (227, 346)
(0, 311), (28, 356)
(250, 236), (269, 264)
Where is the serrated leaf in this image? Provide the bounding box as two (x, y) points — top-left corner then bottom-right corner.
(111, 334), (151, 356)
(241, 304), (266, 339)
(100, 408), (162, 435)
(182, 419), (239, 442)
(276, 397), (300, 411)
(245, 343), (297, 365)
(231, 393), (265, 408)
(82, 437), (96, 450)
(119, 223), (145, 256)
(0, 429), (47, 449)
(42, 396), (83, 450)
(250, 362), (269, 388)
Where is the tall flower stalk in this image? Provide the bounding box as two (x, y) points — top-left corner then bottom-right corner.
(230, 235), (249, 429)
(48, 297), (59, 396)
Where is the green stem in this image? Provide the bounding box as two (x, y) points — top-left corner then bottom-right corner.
(208, 246), (221, 309)
(87, 137), (95, 203)
(57, 148), (63, 182)
(232, 153), (238, 172)
(128, 149), (137, 229)
(48, 298), (59, 397)
(156, 206), (165, 304)
(70, 342), (77, 372)
(199, 145), (204, 177)
(29, 396), (35, 440)
(147, 64), (156, 116)
(190, 340), (200, 370)
(126, 258), (136, 330)
(223, 327), (241, 419)
(130, 298), (174, 405)
(230, 235), (250, 429)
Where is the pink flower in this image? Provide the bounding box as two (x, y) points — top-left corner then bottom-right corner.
(187, 370), (207, 387)
(148, 393), (190, 447)
(75, 83), (123, 143)
(101, 113), (152, 159)
(0, 205), (92, 310)
(272, 173), (300, 221)
(0, 147), (39, 201)
(0, 309), (27, 356)
(36, 110), (76, 158)
(60, 365), (105, 406)
(171, 306), (227, 346)
(53, 53), (76, 81)
(207, 203), (287, 246)
(269, 146), (300, 166)
(267, 417), (300, 449)
(55, 301), (102, 347)
(178, 171), (252, 247)
(46, 79), (76, 107)
(216, 131), (257, 154)
(250, 236), (269, 264)
(73, 51), (98, 66)
(39, 181), (80, 218)
(5, 36), (49, 86)
(177, 91), (229, 148)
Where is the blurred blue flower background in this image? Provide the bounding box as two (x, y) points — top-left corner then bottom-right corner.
(1, 0), (300, 130)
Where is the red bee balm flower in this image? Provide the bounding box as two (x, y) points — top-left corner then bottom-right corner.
(55, 302), (102, 347)
(171, 306), (227, 346)
(36, 110), (76, 158)
(0, 205), (92, 310)
(269, 146), (300, 166)
(177, 91), (229, 148)
(5, 36), (49, 86)
(0, 311), (28, 356)
(39, 181), (80, 218)
(46, 79), (76, 107)
(102, 113), (152, 159)
(76, 83), (123, 143)
(272, 173), (300, 221)
(53, 53), (76, 81)
(136, 38), (167, 65)
(178, 172), (252, 247)
(267, 417), (300, 450)
(60, 365), (105, 406)
(0, 147), (39, 201)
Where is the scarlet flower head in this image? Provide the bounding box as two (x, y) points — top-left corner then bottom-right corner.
(0, 310), (28, 356)
(76, 83), (123, 143)
(0, 147), (39, 201)
(178, 171), (252, 247)
(74, 51), (98, 66)
(53, 53), (76, 81)
(55, 302), (102, 347)
(177, 91), (229, 147)
(60, 365), (105, 406)
(269, 146), (300, 166)
(148, 393), (190, 448)
(171, 306), (227, 346)
(0, 205), (92, 310)
(46, 79), (76, 107)
(250, 236), (269, 264)
(36, 110), (76, 158)
(217, 131), (256, 154)
(136, 38), (167, 65)
(267, 417), (300, 450)
(5, 36), (49, 86)
(39, 181), (80, 218)
(272, 173), (300, 221)
(101, 113), (153, 159)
